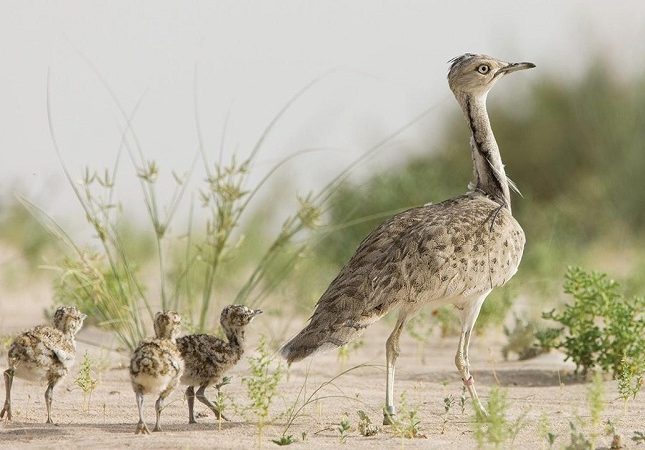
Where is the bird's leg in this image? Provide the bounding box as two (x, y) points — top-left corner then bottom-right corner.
(456, 293), (489, 416)
(186, 386), (196, 424)
(384, 314), (407, 425)
(44, 382), (54, 424)
(134, 392), (150, 435)
(0, 368), (14, 421)
(196, 385), (229, 421)
(153, 396), (164, 432)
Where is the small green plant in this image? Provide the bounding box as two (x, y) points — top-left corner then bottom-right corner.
(406, 311), (434, 364)
(540, 267), (645, 384)
(604, 419), (623, 450)
(502, 315), (544, 361)
(472, 386), (526, 449)
(459, 386), (468, 415)
(0, 335), (12, 356)
(338, 414), (351, 443)
(337, 339), (364, 368)
(392, 392), (425, 439)
(357, 410), (379, 437)
(633, 431), (645, 444)
(242, 336), (283, 445)
(587, 372), (605, 448)
(538, 413), (557, 449)
(441, 394), (455, 434)
(74, 351), (99, 412)
(213, 377), (231, 431)
(272, 435), (296, 446)
(565, 419), (592, 450)
(617, 357), (644, 408)
(278, 363), (374, 440)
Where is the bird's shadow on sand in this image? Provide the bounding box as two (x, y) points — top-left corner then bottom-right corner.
(0, 423), (68, 439)
(410, 368), (586, 387)
(1, 420), (245, 438)
(62, 420), (246, 434)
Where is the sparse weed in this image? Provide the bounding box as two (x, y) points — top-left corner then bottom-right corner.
(357, 410), (379, 437)
(0, 335), (12, 356)
(633, 431), (645, 444)
(38, 74), (336, 351)
(391, 392), (425, 439)
(441, 394), (455, 434)
(278, 364), (373, 440)
(338, 414), (351, 443)
(565, 419), (592, 450)
(213, 377), (231, 431)
(587, 372), (605, 447)
(472, 386), (526, 449)
(272, 435), (296, 446)
(337, 339), (364, 368)
(604, 419), (623, 450)
(502, 315), (544, 361)
(243, 336), (283, 444)
(538, 412), (557, 449)
(74, 351), (99, 412)
(406, 311), (434, 364)
(617, 357), (644, 409)
(459, 385), (468, 415)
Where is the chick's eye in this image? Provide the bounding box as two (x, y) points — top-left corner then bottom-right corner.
(477, 65), (490, 74)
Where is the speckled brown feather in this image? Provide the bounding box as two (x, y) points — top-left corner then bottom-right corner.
(176, 305), (261, 388)
(6, 306), (85, 385)
(281, 191), (524, 362)
(129, 311), (183, 396)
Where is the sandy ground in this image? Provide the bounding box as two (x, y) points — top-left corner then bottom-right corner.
(1, 285), (644, 449)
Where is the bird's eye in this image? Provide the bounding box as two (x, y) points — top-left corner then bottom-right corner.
(477, 65), (490, 74)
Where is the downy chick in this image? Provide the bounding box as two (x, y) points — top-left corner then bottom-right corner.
(1, 305), (86, 423)
(130, 311), (183, 434)
(177, 305), (262, 424)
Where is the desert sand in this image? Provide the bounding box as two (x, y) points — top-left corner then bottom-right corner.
(1, 286), (644, 449)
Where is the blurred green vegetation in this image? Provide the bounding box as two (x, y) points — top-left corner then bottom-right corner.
(306, 62), (645, 329)
(2, 61), (644, 340)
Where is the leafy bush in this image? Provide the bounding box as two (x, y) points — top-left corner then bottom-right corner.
(539, 267), (645, 385)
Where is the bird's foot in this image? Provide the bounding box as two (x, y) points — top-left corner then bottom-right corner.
(45, 417), (54, 425)
(0, 403), (11, 421)
(135, 421), (151, 435)
(215, 411), (230, 422)
(152, 425), (162, 432)
(188, 418), (197, 424)
(383, 406), (396, 426)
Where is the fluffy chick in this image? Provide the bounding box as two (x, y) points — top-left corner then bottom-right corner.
(176, 305), (262, 424)
(129, 311), (184, 434)
(1, 305), (86, 424)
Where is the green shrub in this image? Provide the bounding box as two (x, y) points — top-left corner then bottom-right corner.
(539, 267), (645, 386)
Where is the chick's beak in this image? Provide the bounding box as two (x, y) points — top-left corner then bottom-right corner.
(498, 61), (536, 74)
(253, 309), (263, 316)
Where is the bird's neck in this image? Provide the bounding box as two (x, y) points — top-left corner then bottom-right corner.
(224, 327), (246, 353)
(458, 92), (511, 210)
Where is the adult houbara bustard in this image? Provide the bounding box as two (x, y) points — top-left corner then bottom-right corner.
(281, 53), (534, 423)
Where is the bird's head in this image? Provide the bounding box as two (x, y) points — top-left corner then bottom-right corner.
(220, 304), (263, 331)
(154, 310), (182, 340)
(447, 53), (535, 98)
(53, 305), (87, 336)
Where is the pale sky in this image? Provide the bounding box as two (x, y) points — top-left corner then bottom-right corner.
(1, 1), (644, 224)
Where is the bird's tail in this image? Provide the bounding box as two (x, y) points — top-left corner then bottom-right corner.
(280, 311), (380, 364)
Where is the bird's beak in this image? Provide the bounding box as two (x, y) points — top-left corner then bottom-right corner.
(498, 62), (536, 75)
(253, 309), (263, 316)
